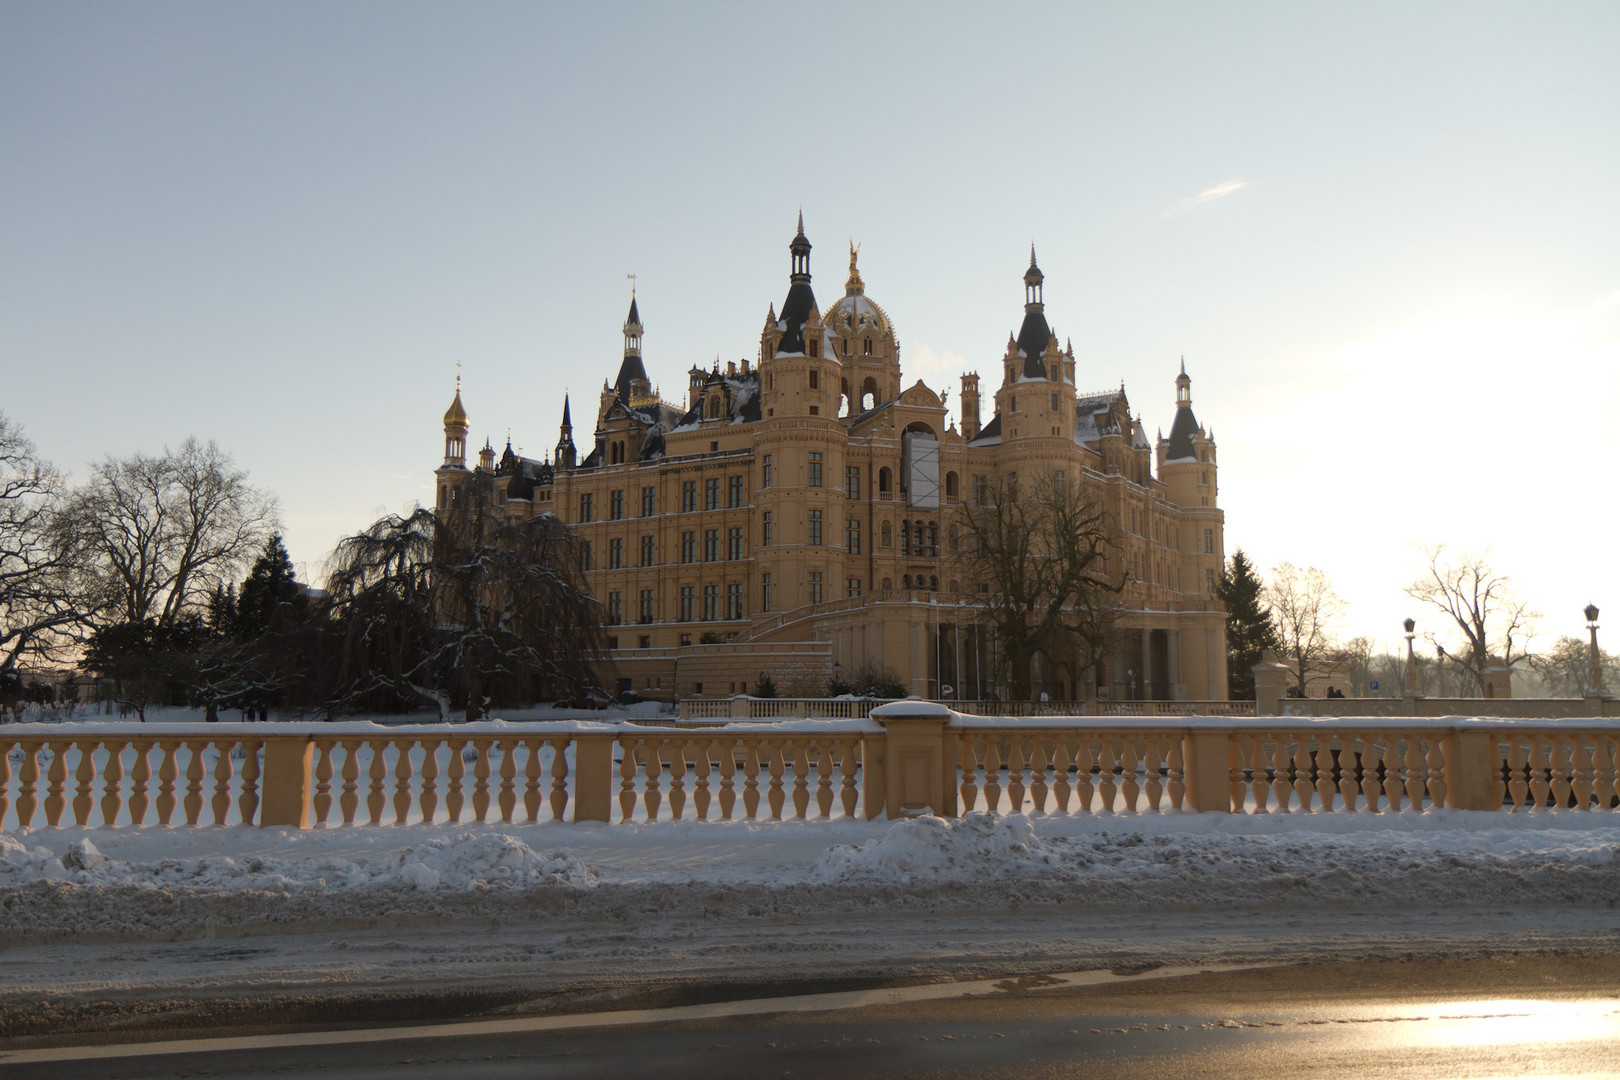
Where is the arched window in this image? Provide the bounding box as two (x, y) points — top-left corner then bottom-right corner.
(878, 467), (891, 494)
(882, 577), (893, 589)
(945, 471), (959, 499)
(930, 576), (938, 591)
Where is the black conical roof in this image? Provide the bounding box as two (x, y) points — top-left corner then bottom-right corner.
(1166, 402), (1201, 460)
(1016, 309), (1051, 378)
(614, 355), (649, 400)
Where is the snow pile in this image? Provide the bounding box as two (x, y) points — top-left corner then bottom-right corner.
(0, 830), (594, 893)
(813, 813), (1059, 885)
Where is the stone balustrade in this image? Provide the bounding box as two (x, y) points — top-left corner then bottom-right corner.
(6, 706), (1620, 829)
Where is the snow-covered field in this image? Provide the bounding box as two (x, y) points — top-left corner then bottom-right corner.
(3, 809), (1620, 1016)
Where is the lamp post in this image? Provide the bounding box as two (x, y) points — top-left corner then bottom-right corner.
(1586, 604), (1606, 697)
(1403, 618), (1418, 696)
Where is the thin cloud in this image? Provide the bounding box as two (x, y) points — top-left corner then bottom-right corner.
(1162, 180), (1251, 218)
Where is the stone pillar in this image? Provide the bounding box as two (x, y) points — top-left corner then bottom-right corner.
(258, 737), (313, 828)
(572, 733), (616, 823)
(1251, 654), (1290, 716)
(1181, 729), (1233, 812)
(1441, 728), (1500, 811)
(1483, 665), (1513, 700)
(869, 699), (957, 818)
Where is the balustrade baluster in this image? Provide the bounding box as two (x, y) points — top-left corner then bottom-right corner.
(839, 741), (859, 818)
(1006, 737), (1029, 813)
(1529, 739), (1552, 811)
(1506, 739), (1529, 811)
(549, 739), (570, 822)
(150, 741), (178, 825)
(1074, 737), (1096, 812)
(618, 739), (638, 822)
(0, 739), (12, 828)
(313, 740), (336, 826)
(1120, 737), (1143, 814)
(668, 739), (689, 821)
(1030, 738), (1054, 813)
(743, 740), (763, 819)
(1359, 736), (1382, 813)
(523, 740), (543, 823)
(1227, 736), (1248, 814)
(1293, 739), (1315, 812)
(719, 738), (738, 820)
(418, 740), (442, 824)
(183, 741), (207, 825)
(446, 739), (468, 823)
(982, 737), (1005, 814)
(1426, 736), (1449, 810)
(1599, 736), (1620, 810)
(467, 740), (491, 824)
(1052, 739), (1075, 813)
(128, 741), (152, 826)
(497, 741), (519, 824)
(238, 741), (261, 825)
(1401, 736), (1423, 812)
(1549, 736), (1574, 810)
(1097, 739), (1118, 813)
(339, 740), (361, 824)
(1571, 736), (1595, 811)
(211, 741), (235, 825)
(695, 739), (715, 820)
(73, 741), (98, 826)
(42, 740), (69, 827)
(1165, 738), (1184, 812)
(767, 740), (787, 820)
(1314, 738), (1337, 812)
(791, 741), (811, 819)
(959, 737), (981, 813)
(394, 740), (417, 824)
(814, 740), (833, 819)
(1338, 737), (1361, 813)
(14, 741), (42, 829)
(1142, 736), (1164, 814)
(101, 740), (127, 826)
(1270, 736), (1293, 813)
(643, 741), (666, 822)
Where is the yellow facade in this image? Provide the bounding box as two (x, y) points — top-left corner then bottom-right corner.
(435, 221), (1227, 702)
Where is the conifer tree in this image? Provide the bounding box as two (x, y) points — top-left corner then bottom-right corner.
(236, 535), (301, 635)
(1217, 548), (1278, 699)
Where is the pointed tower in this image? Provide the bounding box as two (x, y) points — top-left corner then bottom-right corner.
(478, 437), (495, 472)
(441, 379), (469, 469)
(613, 292), (652, 403)
(1016, 246), (1051, 379)
(555, 394), (577, 470)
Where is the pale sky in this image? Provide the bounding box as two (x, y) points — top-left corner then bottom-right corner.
(4, 2), (1618, 659)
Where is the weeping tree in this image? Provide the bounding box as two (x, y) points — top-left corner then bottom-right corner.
(324, 493), (605, 721)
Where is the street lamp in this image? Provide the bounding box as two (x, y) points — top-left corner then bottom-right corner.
(1403, 618), (1417, 695)
(1586, 604), (1606, 697)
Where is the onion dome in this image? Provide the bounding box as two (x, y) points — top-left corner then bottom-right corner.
(443, 384), (469, 430)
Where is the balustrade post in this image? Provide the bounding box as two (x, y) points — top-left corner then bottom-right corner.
(1181, 728), (1235, 812)
(572, 733), (615, 823)
(869, 700), (956, 819)
(1251, 655), (1289, 717)
(730, 695), (750, 720)
(1442, 727), (1500, 810)
(258, 736), (314, 828)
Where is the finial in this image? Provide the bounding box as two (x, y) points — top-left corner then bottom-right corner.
(845, 241), (864, 293)
(1180, 355), (1186, 376)
(797, 209), (805, 236)
(456, 358), (462, 393)
(1029, 243), (1038, 268)
(627, 270), (637, 297)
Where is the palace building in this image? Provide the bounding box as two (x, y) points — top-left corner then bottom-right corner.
(434, 218), (1227, 702)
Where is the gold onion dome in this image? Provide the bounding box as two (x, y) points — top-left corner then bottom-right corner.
(443, 385), (469, 429)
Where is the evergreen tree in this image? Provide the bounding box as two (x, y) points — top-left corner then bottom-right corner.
(1217, 548), (1279, 700)
(205, 583), (238, 637)
(236, 535), (302, 635)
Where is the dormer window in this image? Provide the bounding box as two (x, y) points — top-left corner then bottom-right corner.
(707, 396), (723, 419)
(808, 339), (818, 358)
(864, 338), (873, 355)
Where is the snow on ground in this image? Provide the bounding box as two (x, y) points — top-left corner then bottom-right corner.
(3, 811), (1620, 1012)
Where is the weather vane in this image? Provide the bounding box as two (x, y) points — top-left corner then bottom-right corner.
(627, 271), (638, 296)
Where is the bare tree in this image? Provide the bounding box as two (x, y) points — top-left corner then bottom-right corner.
(58, 438), (278, 628)
(1266, 562), (1343, 696)
(0, 413), (100, 677)
(954, 473), (1127, 700)
(1404, 544), (1537, 695)
(1528, 636), (1620, 698)
(1332, 635), (1375, 697)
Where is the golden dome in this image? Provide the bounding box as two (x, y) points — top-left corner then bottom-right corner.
(443, 387), (469, 430)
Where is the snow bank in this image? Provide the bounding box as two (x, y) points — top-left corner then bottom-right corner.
(0, 830), (594, 893)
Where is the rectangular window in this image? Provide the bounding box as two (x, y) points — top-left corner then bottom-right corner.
(609, 489), (624, 520)
(845, 466), (860, 500)
(1010, 395), (1018, 412)
(807, 509), (822, 546)
(682, 481), (696, 513)
(845, 518), (860, 553)
(808, 369), (819, 389)
(761, 511), (772, 547)
(608, 537), (623, 569)
(728, 475), (743, 508)
(808, 571), (822, 605)
(681, 530), (695, 564)
(705, 477), (720, 510)
(639, 588), (655, 623)
(761, 572), (772, 613)
(641, 534), (655, 567)
(972, 474), (987, 506)
(762, 454), (772, 488)
(638, 635), (650, 649)
(580, 540), (593, 570)
(807, 452), (822, 488)
(1206, 568), (1217, 595)
(726, 583), (743, 620)
(727, 526), (743, 560)
(641, 486), (655, 516)
(606, 591), (622, 625)
(679, 586), (694, 622)
(579, 493), (594, 523)
(845, 577), (862, 599)
(703, 584), (718, 621)
(1204, 528), (1214, 555)
(1051, 392), (1060, 411)
(704, 528), (719, 562)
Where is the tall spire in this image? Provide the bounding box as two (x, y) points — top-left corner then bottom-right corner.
(789, 212), (812, 282)
(555, 394), (577, 469)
